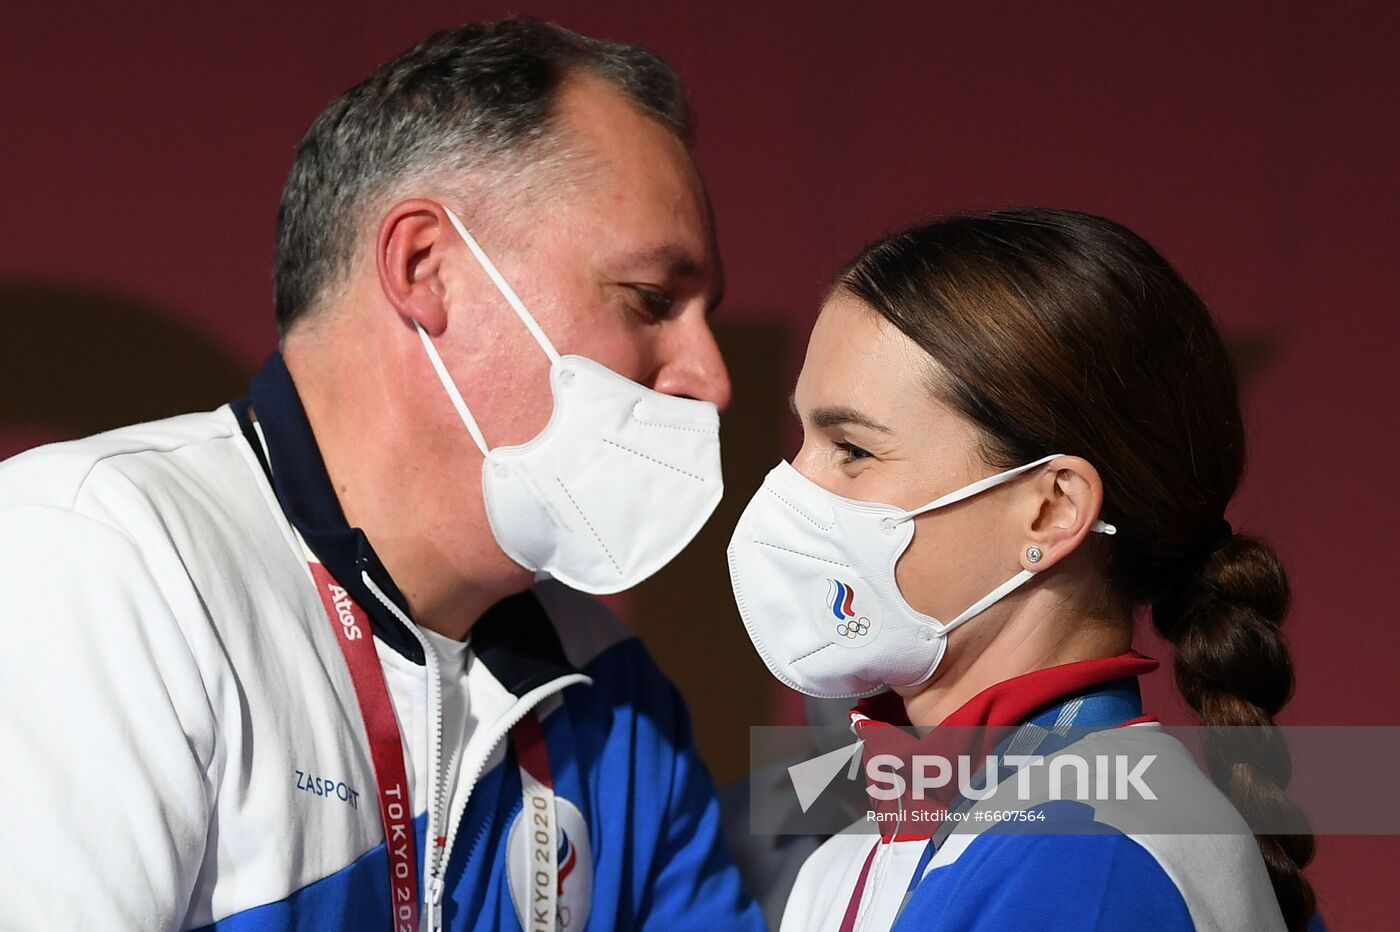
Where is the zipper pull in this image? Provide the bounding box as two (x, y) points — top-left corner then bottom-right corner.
(846, 738), (865, 781)
(427, 874), (445, 932)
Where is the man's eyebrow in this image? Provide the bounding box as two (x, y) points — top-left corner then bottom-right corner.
(613, 244), (704, 279)
(612, 243), (724, 313)
(788, 394), (893, 433)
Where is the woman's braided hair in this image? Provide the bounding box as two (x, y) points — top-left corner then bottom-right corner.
(838, 208), (1315, 930)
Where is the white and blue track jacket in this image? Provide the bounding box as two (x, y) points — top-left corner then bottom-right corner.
(0, 353), (763, 932)
(779, 657), (1319, 932)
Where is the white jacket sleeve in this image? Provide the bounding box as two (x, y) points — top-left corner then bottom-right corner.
(0, 504), (215, 931)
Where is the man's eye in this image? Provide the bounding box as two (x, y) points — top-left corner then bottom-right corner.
(630, 286), (675, 319)
(835, 441), (872, 463)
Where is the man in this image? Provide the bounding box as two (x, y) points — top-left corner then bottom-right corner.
(0, 19), (762, 931)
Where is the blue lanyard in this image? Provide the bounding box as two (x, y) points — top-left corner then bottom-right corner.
(903, 838), (939, 899)
(896, 680), (1145, 910)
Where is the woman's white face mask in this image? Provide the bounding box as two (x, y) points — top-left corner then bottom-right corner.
(727, 455), (1116, 699)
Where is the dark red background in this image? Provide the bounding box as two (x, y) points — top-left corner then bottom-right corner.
(4, 3), (1396, 927)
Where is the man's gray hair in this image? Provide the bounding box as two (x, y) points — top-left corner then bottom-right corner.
(273, 17), (693, 334)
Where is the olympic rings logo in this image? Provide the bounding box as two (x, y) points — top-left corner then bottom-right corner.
(836, 617), (872, 639)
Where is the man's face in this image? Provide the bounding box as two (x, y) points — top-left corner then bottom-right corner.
(431, 72), (730, 450)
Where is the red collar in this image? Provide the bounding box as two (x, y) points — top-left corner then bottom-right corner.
(851, 650), (1159, 730)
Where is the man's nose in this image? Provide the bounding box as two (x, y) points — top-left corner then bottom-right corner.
(649, 313), (733, 411)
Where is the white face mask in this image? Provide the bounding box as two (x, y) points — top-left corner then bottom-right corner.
(727, 454), (1115, 698)
(416, 207), (724, 595)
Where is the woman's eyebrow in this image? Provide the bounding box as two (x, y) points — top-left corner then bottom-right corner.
(788, 394), (893, 433)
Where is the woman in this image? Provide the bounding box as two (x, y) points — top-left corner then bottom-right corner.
(727, 209), (1316, 930)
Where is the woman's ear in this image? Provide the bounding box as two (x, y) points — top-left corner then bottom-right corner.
(376, 198), (455, 336)
(1017, 455), (1105, 572)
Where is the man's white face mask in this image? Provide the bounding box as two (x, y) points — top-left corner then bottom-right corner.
(727, 455), (1116, 699)
(416, 207), (724, 595)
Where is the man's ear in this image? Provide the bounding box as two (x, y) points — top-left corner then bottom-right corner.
(376, 199), (455, 336)
(1017, 455), (1106, 572)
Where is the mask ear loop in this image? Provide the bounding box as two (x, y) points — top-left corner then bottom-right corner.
(416, 323), (492, 457)
(938, 513), (1117, 635)
(413, 205), (566, 458)
(941, 569), (1038, 633)
(887, 453), (1120, 635)
(441, 207), (561, 365)
(894, 454), (1120, 536)
(896, 454), (1063, 523)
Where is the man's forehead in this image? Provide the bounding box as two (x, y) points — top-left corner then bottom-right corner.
(555, 74), (687, 166)
(551, 76), (721, 302)
(611, 243), (704, 277)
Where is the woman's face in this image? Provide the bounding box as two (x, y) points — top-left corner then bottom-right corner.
(790, 291), (1032, 643)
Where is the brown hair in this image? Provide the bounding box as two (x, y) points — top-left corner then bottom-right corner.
(838, 208), (1314, 929)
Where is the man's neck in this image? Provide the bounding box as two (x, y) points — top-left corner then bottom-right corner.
(283, 334), (533, 642)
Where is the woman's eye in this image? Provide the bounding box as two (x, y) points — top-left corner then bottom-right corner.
(630, 286), (674, 319)
(835, 441), (872, 464)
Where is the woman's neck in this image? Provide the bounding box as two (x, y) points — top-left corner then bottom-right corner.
(899, 595), (1131, 727)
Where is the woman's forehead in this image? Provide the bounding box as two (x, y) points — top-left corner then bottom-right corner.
(798, 294), (937, 420)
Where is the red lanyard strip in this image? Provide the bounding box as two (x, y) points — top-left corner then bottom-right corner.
(308, 562), (420, 932)
(838, 839), (882, 932)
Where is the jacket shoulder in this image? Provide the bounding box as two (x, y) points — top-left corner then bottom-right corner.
(0, 407), (246, 516)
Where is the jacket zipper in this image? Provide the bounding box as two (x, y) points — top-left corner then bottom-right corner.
(361, 572), (590, 932)
(429, 672), (590, 930)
